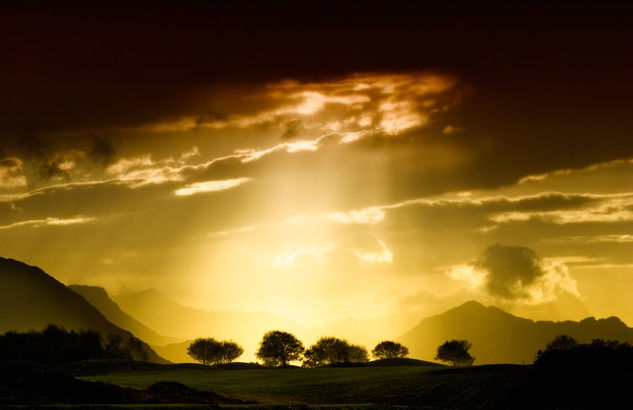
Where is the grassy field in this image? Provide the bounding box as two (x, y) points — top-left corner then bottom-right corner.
(79, 364), (528, 408)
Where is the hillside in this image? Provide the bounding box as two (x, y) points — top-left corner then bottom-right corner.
(69, 285), (181, 347)
(0, 257), (167, 363)
(400, 300), (633, 364)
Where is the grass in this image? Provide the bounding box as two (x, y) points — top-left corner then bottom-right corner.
(79, 364), (527, 407)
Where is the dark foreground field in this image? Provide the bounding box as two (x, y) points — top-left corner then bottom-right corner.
(79, 362), (527, 409)
(1, 358), (629, 409)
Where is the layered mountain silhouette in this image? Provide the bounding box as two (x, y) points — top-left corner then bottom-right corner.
(0, 257), (167, 363)
(115, 288), (303, 340)
(69, 285), (181, 347)
(114, 288), (306, 362)
(400, 301), (633, 364)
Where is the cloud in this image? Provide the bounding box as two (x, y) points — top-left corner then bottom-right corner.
(0, 158), (27, 189)
(272, 237), (393, 267)
(0, 215), (95, 231)
(273, 244), (336, 267)
(354, 239), (393, 265)
(490, 194), (633, 224)
(280, 119), (304, 139)
(555, 234), (633, 244)
(208, 225), (256, 237)
(174, 177), (251, 196)
(106, 155), (154, 174)
(320, 191), (603, 228)
(324, 207), (385, 225)
(1, 137), (119, 188)
(449, 244), (579, 305)
(86, 139), (117, 167)
(237, 137), (324, 163)
(151, 72), (457, 144)
(476, 245), (545, 299)
(447, 264), (486, 290)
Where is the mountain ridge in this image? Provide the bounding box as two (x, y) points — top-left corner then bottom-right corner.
(399, 300), (633, 364)
(69, 285), (182, 346)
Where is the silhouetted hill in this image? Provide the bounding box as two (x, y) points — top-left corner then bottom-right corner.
(0, 257), (167, 363)
(69, 285), (181, 347)
(399, 300), (633, 364)
(115, 288), (306, 362)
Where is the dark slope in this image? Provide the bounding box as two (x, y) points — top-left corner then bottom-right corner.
(69, 285), (180, 347)
(400, 300), (633, 364)
(0, 257), (168, 363)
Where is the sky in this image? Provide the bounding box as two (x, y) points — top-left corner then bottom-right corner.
(2, 2), (633, 329)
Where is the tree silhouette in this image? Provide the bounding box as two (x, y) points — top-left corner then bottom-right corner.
(0, 324), (146, 363)
(435, 339), (475, 366)
(220, 340), (244, 364)
(187, 338), (243, 366)
(545, 334), (578, 351)
(346, 344), (370, 364)
(303, 337), (369, 367)
(187, 338), (216, 366)
(256, 330), (304, 367)
(371, 341), (409, 359)
(533, 338), (633, 406)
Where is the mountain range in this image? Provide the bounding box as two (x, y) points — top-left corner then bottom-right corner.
(3, 255), (633, 365)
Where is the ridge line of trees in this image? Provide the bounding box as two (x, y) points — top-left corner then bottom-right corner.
(186, 329), (482, 368)
(0, 324), (148, 363)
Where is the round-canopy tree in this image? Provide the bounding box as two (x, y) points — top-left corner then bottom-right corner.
(303, 337), (369, 367)
(256, 330), (304, 367)
(187, 338), (243, 366)
(220, 340), (244, 364)
(435, 339), (475, 366)
(372, 341), (409, 359)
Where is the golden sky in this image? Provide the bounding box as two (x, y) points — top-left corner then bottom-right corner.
(1, 3), (633, 338)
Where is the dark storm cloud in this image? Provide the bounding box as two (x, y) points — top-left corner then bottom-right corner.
(87, 139), (117, 168)
(1, 2), (633, 192)
(2, 135), (118, 187)
(476, 244), (544, 300)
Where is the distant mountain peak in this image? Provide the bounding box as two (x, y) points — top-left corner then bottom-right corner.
(134, 288), (169, 299)
(456, 300), (486, 310)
